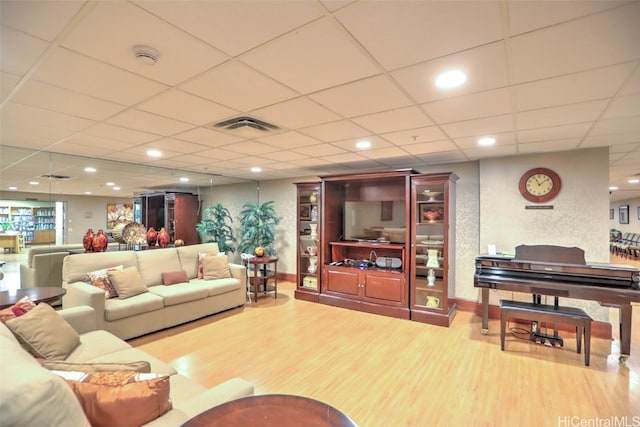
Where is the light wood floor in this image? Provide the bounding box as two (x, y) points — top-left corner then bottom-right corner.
(130, 255), (640, 426)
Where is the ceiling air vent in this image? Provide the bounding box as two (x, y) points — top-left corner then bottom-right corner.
(207, 116), (281, 138)
(40, 174), (72, 180)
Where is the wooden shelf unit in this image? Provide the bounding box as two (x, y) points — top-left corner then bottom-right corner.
(294, 182), (321, 302)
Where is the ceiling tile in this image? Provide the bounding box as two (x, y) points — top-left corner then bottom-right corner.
(510, 2), (640, 83)
(619, 66), (640, 95)
(422, 88), (512, 124)
(381, 126), (448, 146)
(441, 114), (514, 139)
(588, 116), (640, 136)
(0, 0), (83, 41)
(582, 132), (640, 147)
(220, 140), (281, 156)
(415, 151), (468, 164)
(310, 74), (412, 118)
(331, 135), (391, 151)
(402, 140), (459, 155)
(358, 146), (412, 160)
(251, 97), (341, 130)
(518, 138), (582, 154)
(241, 18), (380, 94)
(602, 93), (640, 119)
(516, 99), (609, 130)
(260, 150), (310, 162)
(137, 89), (239, 126)
(391, 42), (509, 104)
(61, 1), (228, 86)
(1, 72), (21, 101)
(454, 132), (516, 150)
(180, 61), (297, 112)
(143, 138), (208, 154)
(0, 26), (49, 76)
(106, 109), (194, 136)
(254, 131), (321, 150)
(299, 120), (370, 142)
(81, 123), (159, 145)
(517, 123), (591, 144)
(335, 0), (503, 69)
(2, 102), (93, 132)
(351, 106), (433, 134)
(293, 143), (348, 157)
(173, 127), (243, 147)
(463, 144), (518, 159)
(136, 0), (323, 57)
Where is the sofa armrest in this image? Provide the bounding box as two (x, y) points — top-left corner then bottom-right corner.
(180, 378), (254, 419)
(228, 263), (247, 288)
(31, 252), (70, 288)
(62, 282), (106, 330)
(57, 306), (97, 334)
(19, 264), (36, 288)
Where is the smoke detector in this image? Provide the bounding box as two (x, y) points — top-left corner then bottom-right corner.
(133, 45), (159, 65)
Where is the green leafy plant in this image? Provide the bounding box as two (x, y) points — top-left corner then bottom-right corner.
(239, 200), (280, 256)
(196, 203), (236, 254)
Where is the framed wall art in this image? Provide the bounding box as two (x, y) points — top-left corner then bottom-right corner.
(619, 205), (629, 225)
(107, 203), (133, 228)
(300, 204), (311, 221)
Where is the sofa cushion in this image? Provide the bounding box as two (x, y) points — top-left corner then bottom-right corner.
(64, 330), (132, 362)
(192, 277), (243, 297)
(136, 248), (182, 287)
(0, 325), (90, 426)
(161, 270), (189, 285)
(63, 251), (137, 284)
(62, 373), (172, 427)
(81, 347), (178, 376)
(202, 255), (231, 280)
(177, 243), (219, 279)
(148, 283), (209, 307)
(104, 292), (164, 322)
(108, 266), (147, 299)
(87, 265), (122, 299)
(6, 303), (80, 360)
(42, 360), (151, 373)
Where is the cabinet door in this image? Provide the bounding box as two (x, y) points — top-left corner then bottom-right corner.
(362, 272), (405, 305)
(323, 268), (360, 298)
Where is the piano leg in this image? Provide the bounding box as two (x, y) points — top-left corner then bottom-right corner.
(619, 303), (632, 362)
(481, 288), (489, 335)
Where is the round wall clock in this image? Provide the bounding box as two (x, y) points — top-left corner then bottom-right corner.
(518, 167), (562, 203)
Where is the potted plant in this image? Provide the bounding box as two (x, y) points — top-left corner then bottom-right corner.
(196, 203), (236, 254)
(239, 200), (280, 256)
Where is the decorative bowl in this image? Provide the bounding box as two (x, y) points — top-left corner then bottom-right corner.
(423, 210), (441, 221)
(423, 191), (442, 201)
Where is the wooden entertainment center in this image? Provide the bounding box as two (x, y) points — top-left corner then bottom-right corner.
(295, 169), (458, 326)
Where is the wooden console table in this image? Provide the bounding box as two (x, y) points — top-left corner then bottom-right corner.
(182, 394), (356, 427)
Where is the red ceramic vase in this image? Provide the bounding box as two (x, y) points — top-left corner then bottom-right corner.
(83, 229), (94, 252)
(92, 229), (108, 252)
(157, 228), (170, 248)
(147, 227), (157, 247)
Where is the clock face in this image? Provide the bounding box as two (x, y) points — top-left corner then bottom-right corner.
(518, 168), (561, 203)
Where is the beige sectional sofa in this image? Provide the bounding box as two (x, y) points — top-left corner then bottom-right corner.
(19, 243), (84, 289)
(62, 243), (247, 340)
(0, 305), (254, 426)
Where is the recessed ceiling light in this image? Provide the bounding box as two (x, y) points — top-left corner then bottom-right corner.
(251, 167), (262, 173)
(9, 186), (17, 190)
(106, 182), (115, 186)
(113, 186), (121, 191)
(84, 191), (92, 195)
(609, 186), (618, 191)
(435, 70), (467, 89)
(628, 179), (639, 184)
(180, 177), (189, 182)
(147, 149), (162, 157)
(356, 140), (372, 149)
(84, 167), (96, 173)
(477, 137), (496, 146)
(29, 181), (39, 185)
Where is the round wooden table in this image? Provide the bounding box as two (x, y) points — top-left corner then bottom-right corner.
(182, 394), (357, 427)
(0, 287), (67, 309)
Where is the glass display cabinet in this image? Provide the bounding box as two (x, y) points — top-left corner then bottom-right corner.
(294, 182), (321, 302)
(410, 172), (458, 326)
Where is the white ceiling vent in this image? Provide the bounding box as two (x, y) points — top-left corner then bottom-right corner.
(207, 116), (281, 139)
(40, 174), (72, 180)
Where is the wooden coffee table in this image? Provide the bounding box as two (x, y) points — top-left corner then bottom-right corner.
(182, 394), (357, 427)
(0, 287), (67, 309)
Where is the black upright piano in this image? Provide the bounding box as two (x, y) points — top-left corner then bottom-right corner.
(474, 245), (640, 360)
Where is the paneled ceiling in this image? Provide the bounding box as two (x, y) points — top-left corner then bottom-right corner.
(1, 0), (639, 200)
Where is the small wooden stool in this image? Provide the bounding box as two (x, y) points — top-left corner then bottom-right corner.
(500, 299), (592, 366)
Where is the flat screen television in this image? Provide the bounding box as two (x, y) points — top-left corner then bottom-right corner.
(343, 201), (406, 243)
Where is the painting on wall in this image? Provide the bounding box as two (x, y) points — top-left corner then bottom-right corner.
(107, 203), (133, 228)
(619, 205), (629, 225)
(610, 209), (614, 220)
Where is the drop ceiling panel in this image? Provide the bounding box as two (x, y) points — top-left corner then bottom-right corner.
(454, 132), (516, 150)
(351, 107), (433, 134)
(293, 143), (348, 157)
(143, 138), (208, 154)
(11, 80), (125, 120)
(516, 99), (609, 130)
(215, 141), (281, 156)
(0, 0), (84, 41)
(180, 61), (297, 111)
(174, 128), (244, 147)
(422, 88), (512, 124)
(510, 3), (640, 83)
(259, 150), (310, 162)
(402, 140), (459, 155)
(582, 132), (640, 147)
(135, 0), (323, 57)
(519, 139), (582, 154)
(2, 102), (93, 132)
(254, 132), (320, 150)
(81, 123), (159, 145)
(381, 126), (448, 146)
(240, 18), (380, 94)
(463, 145), (518, 159)
(335, 0), (503, 70)
(589, 116), (640, 135)
(309, 74), (412, 118)
(358, 146), (412, 160)
(602, 94), (640, 119)
(299, 120), (370, 142)
(106, 109), (194, 136)
(137, 90), (238, 127)
(0, 26), (49, 76)
(251, 97), (341, 130)
(441, 114), (514, 139)
(391, 42), (509, 104)
(517, 123), (591, 144)
(1, 73), (20, 101)
(61, 1), (228, 86)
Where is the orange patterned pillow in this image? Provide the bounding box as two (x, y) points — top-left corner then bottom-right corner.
(87, 265), (123, 299)
(0, 295), (36, 322)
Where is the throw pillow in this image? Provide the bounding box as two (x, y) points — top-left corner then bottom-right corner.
(87, 265), (123, 299)
(161, 270), (189, 285)
(42, 360), (151, 373)
(107, 267), (147, 299)
(197, 252), (217, 279)
(5, 303), (80, 360)
(202, 254), (232, 280)
(0, 295), (36, 322)
(60, 372), (172, 427)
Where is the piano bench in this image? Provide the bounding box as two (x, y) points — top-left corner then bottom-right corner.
(500, 300), (593, 366)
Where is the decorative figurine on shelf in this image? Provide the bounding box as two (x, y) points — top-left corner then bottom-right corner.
(427, 269), (436, 287)
(92, 229), (108, 252)
(254, 246), (266, 257)
(174, 239), (185, 247)
(309, 223), (318, 240)
(426, 249), (439, 268)
(147, 227), (157, 247)
(426, 296), (440, 308)
(157, 228), (170, 248)
(309, 192), (318, 203)
(83, 229), (94, 252)
(308, 256), (318, 274)
(311, 205), (318, 221)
